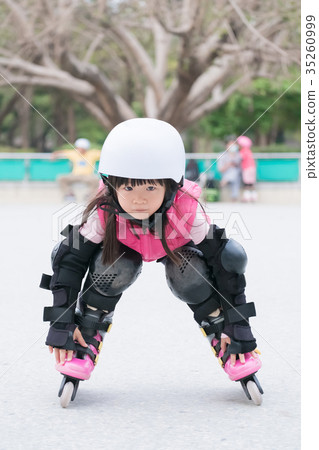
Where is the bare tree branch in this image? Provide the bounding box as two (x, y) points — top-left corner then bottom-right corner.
(0, 0), (300, 132)
(3, 0), (33, 39)
(187, 72), (253, 125)
(109, 24), (164, 101)
(61, 51), (134, 123)
(73, 96), (112, 129)
(152, 19), (171, 81)
(0, 74), (93, 96)
(228, 0), (300, 65)
(154, 0), (201, 36)
(83, 33), (104, 63)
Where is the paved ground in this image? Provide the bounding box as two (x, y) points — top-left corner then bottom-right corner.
(0, 194), (301, 449)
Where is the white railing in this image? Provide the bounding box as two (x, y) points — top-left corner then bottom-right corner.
(0, 152), (302, 159)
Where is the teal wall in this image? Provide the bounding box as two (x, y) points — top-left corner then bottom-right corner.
(0, 159), (26, 180)
(0, 156), (300, 182)
(196, 158), (299, 182)
(256, 159), (299, 182)
(29, 159), (72, 181)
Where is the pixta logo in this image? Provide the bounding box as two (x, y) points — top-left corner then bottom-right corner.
(211, 212), (252, 240)
(52, 202), (85, 245)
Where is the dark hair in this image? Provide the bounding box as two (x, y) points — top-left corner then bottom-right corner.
(224, 134), (236, 144)
(82, 176), (191, 265)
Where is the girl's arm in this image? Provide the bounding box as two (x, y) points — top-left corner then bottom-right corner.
(41, 223), (102, 361)
(196, 225), (257, 358)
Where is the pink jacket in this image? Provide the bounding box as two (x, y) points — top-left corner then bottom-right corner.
(240, 147), (256, 170)
(97, 180), (204, 262)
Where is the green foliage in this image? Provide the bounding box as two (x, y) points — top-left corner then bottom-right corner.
(0, 146), (35, 153)
(253, 144), (300, 153)
(0, 87), (109, 151)
(191, 74), (301, 145)
(68, 111), (107, 149)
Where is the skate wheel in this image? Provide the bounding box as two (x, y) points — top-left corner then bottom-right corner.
(246, 380), (263, 406)
(60, 381), (74, 408)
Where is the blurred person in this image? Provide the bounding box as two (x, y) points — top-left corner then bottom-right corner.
(217, 136), (242, 201)
(185, 158), (200, 182)
(52, 138), (100, 202)
(237, 136), (257, 202)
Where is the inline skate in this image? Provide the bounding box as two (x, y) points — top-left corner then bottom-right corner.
(201, 314), (263, 405)
(57, 306), (112, 408)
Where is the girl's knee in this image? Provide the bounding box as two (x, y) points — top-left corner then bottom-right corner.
(83, 245), (142, 297)
(165, 246), (214, 304)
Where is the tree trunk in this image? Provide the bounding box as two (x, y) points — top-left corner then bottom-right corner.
(67, 105), (76, 144)
(0, 91), (21, 127)
(19, 86), (33, 149)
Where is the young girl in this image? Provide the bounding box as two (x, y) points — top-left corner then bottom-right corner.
(237, 136), (257, 202)
(41, 118), (262, 407)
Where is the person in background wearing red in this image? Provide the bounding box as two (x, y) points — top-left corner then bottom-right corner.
(237, 136), (257, 202)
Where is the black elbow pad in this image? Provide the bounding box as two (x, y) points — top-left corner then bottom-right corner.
(50, 224), (101, 291)
(196, 225), (247, 275)
(221, 239), (247, 275)
(196, 224), (228, 267)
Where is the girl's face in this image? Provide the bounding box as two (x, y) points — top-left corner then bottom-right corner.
(117, 181), (166, 220)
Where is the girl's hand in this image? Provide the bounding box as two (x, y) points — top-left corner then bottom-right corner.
(48, 327), (88, 365)
(220, 335), (258, 366)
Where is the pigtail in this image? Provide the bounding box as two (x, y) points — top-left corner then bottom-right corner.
(81, 184), (120, 265)
(102, 212), (120, 265)
(155, 207), (181, 265)
(82, 187), (106, 224)
(159, 183), (207, 265)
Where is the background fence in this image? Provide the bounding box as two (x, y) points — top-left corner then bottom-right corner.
(0, 152), (300, 182)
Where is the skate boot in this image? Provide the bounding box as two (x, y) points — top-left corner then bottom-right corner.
(250, 190), (258, 202)
(200, 313), (263, 405)
(57, 306), (112, 408)
(242, 189), (251, 202)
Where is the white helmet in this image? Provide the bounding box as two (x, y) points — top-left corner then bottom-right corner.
(99, 118), (185, 184)
(75, 138), (90, 150)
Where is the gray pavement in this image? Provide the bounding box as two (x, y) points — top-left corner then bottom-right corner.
(0, 196), (300, 450)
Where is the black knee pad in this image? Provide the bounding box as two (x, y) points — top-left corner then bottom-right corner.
(81, 245), (142, 310)
(220, 239), (247, 274)
(85, 245), (142, 296)
(165, 246), (215, 304)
